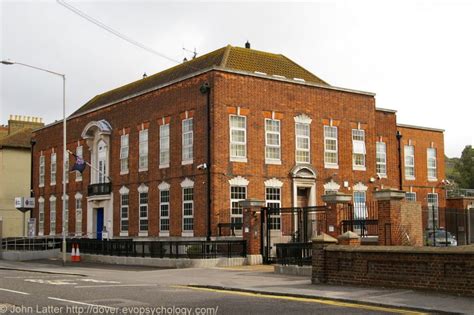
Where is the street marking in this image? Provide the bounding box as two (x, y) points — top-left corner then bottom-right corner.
(25, 279), (78, 285)
(25, 278), (119, 286)
(0, 288), (30, 295)
(173, 285), (427, 315)
(47, 297), (116, 310)
(75, 284), (156, 289)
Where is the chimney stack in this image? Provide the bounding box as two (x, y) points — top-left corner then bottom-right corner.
(245, 41), (251, 49)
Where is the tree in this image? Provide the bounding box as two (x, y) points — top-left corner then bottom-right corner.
(453, 145), (474, 189)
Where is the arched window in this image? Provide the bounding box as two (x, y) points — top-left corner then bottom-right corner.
(97, 140), (107, 183)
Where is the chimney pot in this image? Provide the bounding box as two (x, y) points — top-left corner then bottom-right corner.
(245, 41), (251, 49)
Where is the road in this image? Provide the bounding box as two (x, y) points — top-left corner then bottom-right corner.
(0, 261), (425, 315)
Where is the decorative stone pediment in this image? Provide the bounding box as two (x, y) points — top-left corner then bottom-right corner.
(228, 176), (249, 186)
(181, 177), (194, 188)
(353, 182), (368, 192)
(49, 195), (56, 201)
(81, 120), (112, 139)
(137, 183), (149, 194)
(75, 192), (83, 200)
(158, 181), (170, 191)
(290, 164), (317, 179)
(38, 197), (45, 203)
(264, 178), (283, 188)
(119, 186), (129, 195)
(324, 180), (340, 192)
(294, 113), (312, 124)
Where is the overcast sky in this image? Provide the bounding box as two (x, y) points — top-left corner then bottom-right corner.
(1, 0), (473, 157)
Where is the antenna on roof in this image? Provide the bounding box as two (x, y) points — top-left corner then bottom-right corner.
(183, 47), (198, 59)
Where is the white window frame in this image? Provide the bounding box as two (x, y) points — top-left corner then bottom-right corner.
(181, 178), (194, 236)
(75, 146), (83, 181)
(75, 193), (82, 236)
(120, 134), (129, 174)
(427, 148), (437, 181)
(266, 187), (281, 230)
(119, 186), (129, 236)
(159, 123), (170, 168)
(38, 197), (44, 236)
(229, 115), (247, 162)
(405, 192), (417, 202)
(159, 186), (170, 236)
(64, 154), (69, 184)
(139, 129), (148, 171)
(295, 123), (310, 164)
(39, 155), (45, 187)
(138, 184), (149, 236)
(265, 118), (281, 164)
(182, 118), (193, 164)
(50, 152), (57, 185)
(352, 129), (366, 170)
(427, 193), (439, 229)
(324, 126), (338, 168)
(376, 141), (387, 178)
(62, 195), (69, 236)
(404, 145), (415, 180)
(49, 196), (56, 235)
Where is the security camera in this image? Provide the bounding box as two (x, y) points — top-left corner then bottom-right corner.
(197, 163), (207, 170)
(376, 174), (382, 180)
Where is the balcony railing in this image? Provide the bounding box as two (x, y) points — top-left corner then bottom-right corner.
(88, 182), (112, 196)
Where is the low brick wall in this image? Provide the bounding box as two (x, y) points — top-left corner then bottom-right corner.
(312, 244), (474, 296)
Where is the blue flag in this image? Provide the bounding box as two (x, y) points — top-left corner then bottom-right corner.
(71, 153), (86, 173)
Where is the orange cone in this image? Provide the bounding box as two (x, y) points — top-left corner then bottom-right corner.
(71, 244), (77, 262)
(76, 244), (81, 262)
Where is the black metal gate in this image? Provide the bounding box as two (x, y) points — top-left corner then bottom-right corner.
(261, 206), (328, 264)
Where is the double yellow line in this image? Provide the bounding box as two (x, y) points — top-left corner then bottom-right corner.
(173, 285), (427, 315)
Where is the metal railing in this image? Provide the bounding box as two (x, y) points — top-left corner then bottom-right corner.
(87, 182), (112, 196)
(1, 236), (62, 251)
(66, 239), (247, 259)
(275, 242), (312, 266)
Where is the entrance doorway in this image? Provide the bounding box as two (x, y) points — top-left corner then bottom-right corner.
(297, 187), (310, 208)
(96, 208), (104, 240)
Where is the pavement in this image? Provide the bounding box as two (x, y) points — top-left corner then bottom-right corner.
(0, 259), (473, 314)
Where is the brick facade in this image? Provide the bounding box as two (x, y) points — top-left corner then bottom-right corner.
(31, 46), (446, 239)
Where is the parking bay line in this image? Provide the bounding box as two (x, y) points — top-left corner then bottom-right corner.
(0, 288), (30, 295)
(47, 297), (116, 310)
(74, 284), (157, 289)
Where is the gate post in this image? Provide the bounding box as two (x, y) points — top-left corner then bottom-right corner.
(240, 199), (265, 265)
(322, 193), (352, 238)
(374, 188), (406, 245)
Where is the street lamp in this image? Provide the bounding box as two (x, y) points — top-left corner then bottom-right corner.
(2, 59), (68, 265)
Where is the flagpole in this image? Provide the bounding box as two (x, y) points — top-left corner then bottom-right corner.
(67, 150), (112, 182)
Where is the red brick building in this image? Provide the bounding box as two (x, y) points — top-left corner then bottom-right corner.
(31, 44), (446, 240)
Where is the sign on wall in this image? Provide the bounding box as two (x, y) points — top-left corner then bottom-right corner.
(14, 197), (35, 211)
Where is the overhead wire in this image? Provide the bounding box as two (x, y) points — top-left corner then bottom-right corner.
(56, 0), (199, 71)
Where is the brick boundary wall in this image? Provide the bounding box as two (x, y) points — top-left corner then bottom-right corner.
(312, 244), (474, 296)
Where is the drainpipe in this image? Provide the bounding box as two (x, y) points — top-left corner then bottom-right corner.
(30, 139), (37, 205)
(396, 131), (403, 190)
(200, 82), (212, 241)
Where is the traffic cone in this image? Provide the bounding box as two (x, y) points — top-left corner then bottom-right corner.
(76, 244), (81, 262)
(71, 244), (77, 262)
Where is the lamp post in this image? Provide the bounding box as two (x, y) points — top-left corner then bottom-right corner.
(1, 60), (68, 265)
